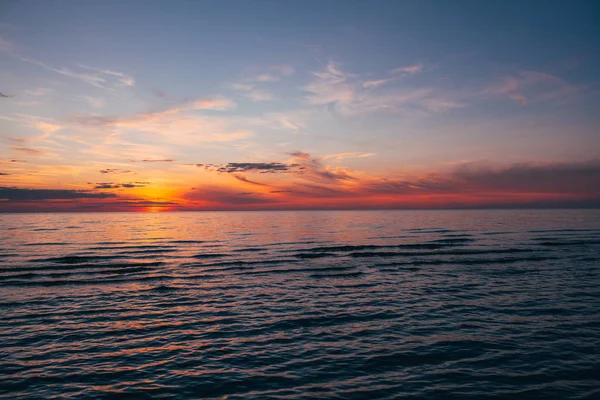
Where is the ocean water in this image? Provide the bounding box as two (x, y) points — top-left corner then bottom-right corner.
(1, 210), (600, 399)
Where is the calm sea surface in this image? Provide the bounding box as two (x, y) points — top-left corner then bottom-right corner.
(1, 210), (600, 399)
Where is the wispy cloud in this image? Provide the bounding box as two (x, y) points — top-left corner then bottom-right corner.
(391, 63), (423, 75)
(304, 61), (461, 116)
(79, 95), (105, 109)
(233, 174), (269, 186)
(323, 152), (375, 161)
(484, 70), (581, 106)
(10, 146), (48, 155)
(19, 56), (135, 90)
(72, 97), (252, 146)
(0, 36), (13, 53)
(249, 64), (294, 82)
(230, 64), (294, 101)
(99, 168), (132, 174)
(24, 87), (54, 97)
(34, 121), (61, 139)
(231, 85), (276, 102)
(132, 159), (174, 163)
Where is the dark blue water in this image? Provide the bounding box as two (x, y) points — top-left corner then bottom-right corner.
(1, 210), (600, 399)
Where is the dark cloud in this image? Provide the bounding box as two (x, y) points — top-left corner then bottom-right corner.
(190, 151), (355, 184)
(7, 137), (27, 143)
(94, 183), (119, 189)
(185, 186), (274, 205)
(362, 160), (600, 197)
(11, 160), (26, 163)
(0, 92), (13, 98)
(288, 151), (311, 160)
(189, 162), (304, 174)
(100, 168), (132, 174)
(451, 160), (600, 194)
(216, 162), (300, 173)
(288, 151), (357, 182)
(10, 146), (47, 155)
(93, 182), (148, 189)
(233, 174), (268, 186)
(131, 159), (174, 163)
(0, 172), (10, 176)
(314, 168), (356, 182)
(0, 187), (116, 201)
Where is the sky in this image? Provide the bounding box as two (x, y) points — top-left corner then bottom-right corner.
(1, 0), (599, 212)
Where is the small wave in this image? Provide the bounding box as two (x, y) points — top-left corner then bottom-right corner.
(0, 253), (19, 258)
(430, 238), (475, 244)
(232, 248), (264, 252)
(310, 271), (364, 279)
(1, 261), (165, 273)
(116, 248), (179, 255)
(294, 252), (338, 259)
(529, 228), (600, 233)
(89, 244), (177, 250)
(192, 253), (229, 259)
(538, 240), (600, 246)
(169, 240), (215, 244)
(22, 242), (70, 246)
(31, 255), (125, 264)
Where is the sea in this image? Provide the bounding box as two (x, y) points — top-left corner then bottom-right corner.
(1, 210), (600, 399)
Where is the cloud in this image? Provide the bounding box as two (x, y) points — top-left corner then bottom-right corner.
(196, 162), (302, 174)
(93, 182), (147, 189)
(230, 65), (293, 101)
(80, 96), (105, 109)
(185, 185), (274, 205)
(249, 65), (294, 82)
(362, 78), (394, 88)
(0, 172), (10, 176)
(230, 83), (276, 102)
(0, 37), (13, 53)
(99, 168), (132, 174)
(304, 61), (461, 116)
(132, 159), (174, 163)
(0, 187), (116, 201)
(34, 121), (61, 138)
(323, 152), (375, 161)
(0, 92), (14, 98)
(73, 99), (233, 127)
(450, 160), (600, 194)
(233, 174), (268, 186)
(288, 151), (311, 160)
(288, 151), (358, 182)
(24, 88), (54, 97)
(19, 57), (135, 90)
(362, 64), (422, 88)
(246, 90), (276, 102)
(357, 160), (600, 199)
(10, 146), (48, 155)
(72, 98), (251, 146)
(391, 64), (423, 75)
(485, 70), (580, 105)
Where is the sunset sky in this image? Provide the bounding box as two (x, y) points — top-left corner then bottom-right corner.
(1, 0), (599, 211)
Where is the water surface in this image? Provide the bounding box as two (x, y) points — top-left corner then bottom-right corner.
(1, 210), (600, 399)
